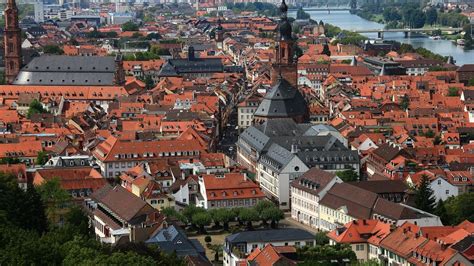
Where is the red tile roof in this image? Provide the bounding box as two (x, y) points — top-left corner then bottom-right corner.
(202, 173), (265, 201)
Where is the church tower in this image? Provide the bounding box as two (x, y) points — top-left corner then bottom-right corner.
(114, 52), (126, 86)
(4, 0), (22, 84)
(215, 16), (224, 49)
(253, 0), (307, 124)
(272, 0), (297, 88)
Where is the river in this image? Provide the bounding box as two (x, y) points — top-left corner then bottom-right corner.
(288, 10), (474, 66)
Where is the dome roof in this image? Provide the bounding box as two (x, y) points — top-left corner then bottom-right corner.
(254, 78), (307, 119)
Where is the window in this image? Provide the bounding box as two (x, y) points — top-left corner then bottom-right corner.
(438, 180), (441, 185)
(446, 190), (449, 195)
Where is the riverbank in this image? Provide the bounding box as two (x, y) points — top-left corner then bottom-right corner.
(290, 10), (474, 65)
(351, 6), (472, 49)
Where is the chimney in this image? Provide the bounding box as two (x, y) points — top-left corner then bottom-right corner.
(291, 144), (298, 154)
(363, 219), (367, 225)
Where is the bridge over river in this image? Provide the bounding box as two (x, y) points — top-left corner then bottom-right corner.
(352, 27), (463, 39)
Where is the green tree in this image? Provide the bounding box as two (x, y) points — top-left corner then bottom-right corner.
(296, 7), (310, 20)
(336, 169), (359, 182)
(414, 175), (436, 213)
(36, 151), (48, 166)
(182, 205), (205, 226)
(448, 87), (460, 96)
(36, 178), (71, 224)
(43, 45), (64, 55)
(468, 78), (474, 86)
(261, 207), (284, 228)
(444, 193), (474, 225)
(314, 231), (330, 245)
(27, 99), (48, 118)
(298, 244), (357, 264)
(434, 199), (449, 225)
(121, 21), (139, 31)
(425, 7), (438, 26)
(209, 244), (223, 262)
(238, 208), (259, 230)
(192, 212), (212, 234)
(213, 208), (234, 231)
(144, 75), (154, 90)
(0, 173), (48, 233)
(399, 94), (410, 110)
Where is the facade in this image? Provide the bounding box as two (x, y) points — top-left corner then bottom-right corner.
(4, 0), (22, 84)
(318, 182), (442, 231)
(397, 59), (445, 76)
(237, 118), (358, 209)
(456, 64), (474, 84)
(92, 136), (204, 178)
(327, 219), (391, 263)
(290, 168), (342, 229)
(198, 173), (265, 209)
(223, 228), (315, 266)
(406, 171), (459, 202)
(86, 184), (164, 245)
(237, 97), (260, 130)
(329, 220), (474, 265)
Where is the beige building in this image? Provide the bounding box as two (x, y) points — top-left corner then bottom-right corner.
(290, 168), (342, 229)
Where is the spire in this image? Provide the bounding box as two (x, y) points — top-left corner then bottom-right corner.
(278, 0), (292, 41)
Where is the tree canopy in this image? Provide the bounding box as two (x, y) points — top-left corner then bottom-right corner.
(121, 21), (140, 31)
(0, 172), (184, 265)
(414, 175), (436, 213)
(27, 99), (48, 118)
(43, 45), (64, 55)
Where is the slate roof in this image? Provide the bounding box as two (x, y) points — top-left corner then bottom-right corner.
(225, 228), (314, 244)
(254, 78), (307, 119)
(146, 225), (207, 258)
(291, 168), (338, 196)
(13, 55), (116, 86)
(237, 118), (359, 171)
(158, 58), (223, 77)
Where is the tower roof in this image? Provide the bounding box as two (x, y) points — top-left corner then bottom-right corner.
(254, 78), (307, 119)
(278, 0), (292, 41)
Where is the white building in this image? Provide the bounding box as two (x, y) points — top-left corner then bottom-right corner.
(237, 97), (260, 130)
(256, 143), (309, 210)
(406, 172), (459, 202)
(290, 168), (342, 229)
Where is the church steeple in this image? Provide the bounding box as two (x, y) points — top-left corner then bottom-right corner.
(4, 0), (22, 84)
(272, 0), (297, 88)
